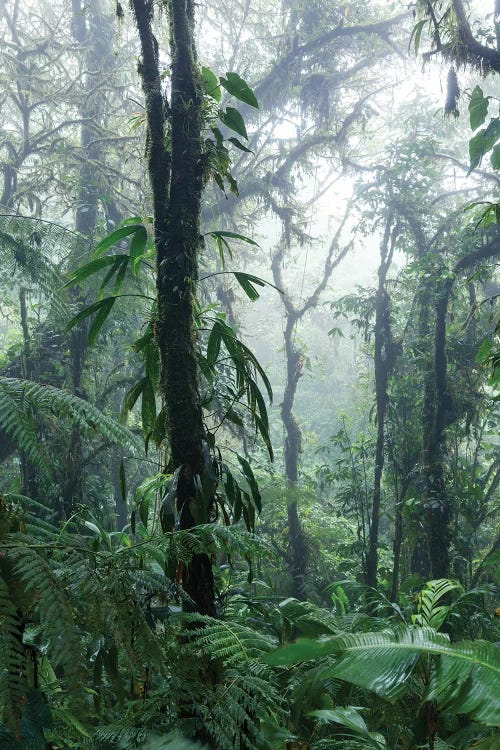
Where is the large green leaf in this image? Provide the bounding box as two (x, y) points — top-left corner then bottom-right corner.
(220, 107), (248, 140)
(469, 86), (489, 131)
(310, 707), (386, 749)
(219, 72), (259, 108)
(264, 626), (500, 724)
(93, 223), (144, 258)
(469, 118), (500, 170)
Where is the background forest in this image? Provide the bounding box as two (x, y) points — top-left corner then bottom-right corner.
(0, 0), (499, 749)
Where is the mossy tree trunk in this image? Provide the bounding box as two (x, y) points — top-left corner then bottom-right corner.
(131, 0), (215, 616)
(425, 239), (500, 578)
(365, 214), (399, 590)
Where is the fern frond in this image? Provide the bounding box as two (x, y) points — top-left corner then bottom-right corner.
(0, 213), (83, 321)
(181, 615), (277, 666)
(0, 377), (142, 477)
(7, 542), (85, 678)
(200, 670), (284, 750)
(0, 575), (26, 729)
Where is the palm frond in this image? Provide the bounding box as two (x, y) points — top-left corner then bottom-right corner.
(264, 626), (500, 725)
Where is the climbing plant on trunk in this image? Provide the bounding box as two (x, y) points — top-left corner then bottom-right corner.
(130, 0), (214, 615)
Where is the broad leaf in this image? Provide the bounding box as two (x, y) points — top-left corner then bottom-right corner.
(93, 224), (143, 258)
(469, 118), (500, 170)
(228, 137), (253, 153)
(220, 107), (248, 140)
(219, 72), (259, 108)
(469, 86), (489, 131)
(201, 65), (221, 102)
(264, 626), (500, 724)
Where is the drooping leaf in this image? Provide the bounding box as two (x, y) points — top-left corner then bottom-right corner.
(93, 224), (144, 258)
(141, 376), (157, 441)
(237, 454), (262, 513)
(264, 626), (500, 724)
(469, 118), (500, 170)
(208, 230), (259, 247)
(88, 296), (116, 346)
(65, 296), (116, 346)
(309, 707), (386, 749)
(119, 460), (127, 506)
(469, 86), (489, 131)
(228, 137), (253, 153)
(201, 65), (221, 101)
(64, 254), (128, 288)
(220, 107), (248, 140)
(490, 144), (500, 170)
(129, 225), (148, 258)
(219, 72), (259, 108)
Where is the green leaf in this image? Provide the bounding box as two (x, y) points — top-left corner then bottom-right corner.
(84, 520), (101, 536)
(207, 320), (223, 366)
(237, 454), (262, 513)
(476, 338), (493, 364)
(141, 376), (156, 440)
(65, 296), (115, 341)
(93, 224), (143, 258)
(129, 225), (148, 258)
(119, 460), (126, 506)
(409, 19), (427, 54)
(201, 65), (221, 101)
(264, 627), (500, 724)
(490, 143), (500, 171)
(88, 296), (116, 346)
(469, 86), (489, 131)
(220, 107), (248, 140)
(234, 272), (265, 301)
(228, 137), (253, 153)
(64, 255), (127, 288)
(207, 230), (259, 247)
(309, 707), (386, 749)
(139, 495), (150, 528)
(122, 376), (149, 418)
(469, 117), (500, 171)
(219, 72), (259, 108)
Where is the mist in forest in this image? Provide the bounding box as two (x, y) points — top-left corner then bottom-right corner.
(0, 1), (499, 748)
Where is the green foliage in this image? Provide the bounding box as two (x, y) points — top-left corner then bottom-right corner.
(0, 213), (79, 321)
(265, 624), (500, 725)
(0, 377), (142, 478)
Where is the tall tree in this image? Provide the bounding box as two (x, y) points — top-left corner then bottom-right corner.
(130, 0), (215, 615)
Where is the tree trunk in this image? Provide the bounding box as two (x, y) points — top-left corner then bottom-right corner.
(132, 0), (215, 616)
(282, 315), (308, 600)
(365, 216), (398, 589)
(63, 0), (114, 518)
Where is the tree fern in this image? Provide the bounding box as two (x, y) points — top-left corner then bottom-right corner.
(0, 213), (82, 322)
(0, 576), (26, 735)
(180, 615), (277, 666)
(0, 377), (142, 478)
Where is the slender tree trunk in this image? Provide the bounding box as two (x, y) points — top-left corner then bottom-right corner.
(425, 279), (452, 579)
(390, 473), (412, 601)
(423, 237), (500, 578)
(281, 315), (308, 600)
(365, 216), (398, 589)
(63, 0), (113, 518)
(132, 0), (215, 616)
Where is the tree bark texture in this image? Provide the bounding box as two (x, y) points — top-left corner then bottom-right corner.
(365, 215), (398, 589)
(131, 0), (215, 616)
